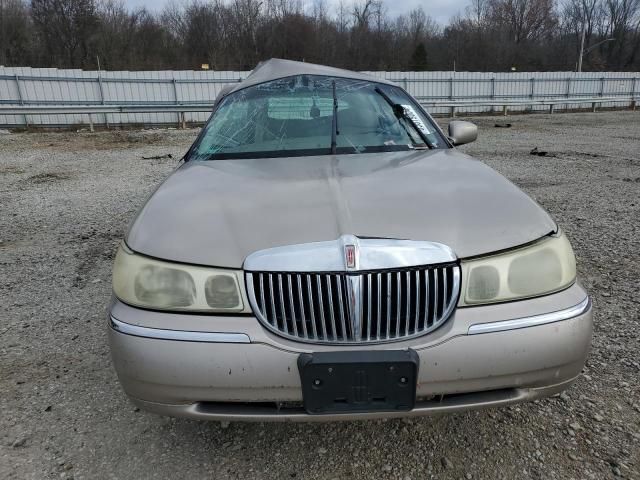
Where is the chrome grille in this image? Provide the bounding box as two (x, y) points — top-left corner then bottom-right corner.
(246, 264), (459, 344)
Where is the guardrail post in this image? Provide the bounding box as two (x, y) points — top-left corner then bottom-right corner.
(97, 74), (109, 128)
(530, 77), (535, 112)
(172, 78), (181, 127)
(449, 77), (454, 117)
(530, 77), (535, 98)
(630, 78), (637, 110)
(503, 105), (508, 116)
(14, 74), (29, 128)
(593, 77), (605, 113)
(88, 114), (94, 132)
(565, 77), (571, 113)
(490, 77), (496, 113)
(403, 77), (408, 91)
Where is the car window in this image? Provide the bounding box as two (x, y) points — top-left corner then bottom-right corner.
(190, 75), (445, 160)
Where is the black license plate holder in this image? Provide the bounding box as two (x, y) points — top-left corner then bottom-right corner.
(298, 350), (419, 414)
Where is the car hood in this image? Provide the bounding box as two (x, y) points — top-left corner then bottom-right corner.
(126, 149), (556, 268)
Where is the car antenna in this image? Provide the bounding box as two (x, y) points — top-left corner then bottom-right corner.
(331, 80), (339, 154)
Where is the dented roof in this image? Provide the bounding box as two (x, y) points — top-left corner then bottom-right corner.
(226, 58), (395, 95)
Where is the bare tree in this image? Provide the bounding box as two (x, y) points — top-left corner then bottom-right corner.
(0, 0), (32, 65)
(1, 0), (638, 71)
(602, 0), (640, 66)
(489, 0), (557, 44)
(31, 0), (99, 67)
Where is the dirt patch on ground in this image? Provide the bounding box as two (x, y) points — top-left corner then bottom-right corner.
(26, 172), (74, 184)
(0, 166), (26, 175)
(24, 129), (200, 153)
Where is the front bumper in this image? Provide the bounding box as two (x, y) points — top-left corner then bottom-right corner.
(108, 283), (592, 421)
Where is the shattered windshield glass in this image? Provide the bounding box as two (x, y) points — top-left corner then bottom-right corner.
(189, 75), (444, 160)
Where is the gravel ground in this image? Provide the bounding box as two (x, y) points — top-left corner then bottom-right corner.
(1, 112), (639, 480)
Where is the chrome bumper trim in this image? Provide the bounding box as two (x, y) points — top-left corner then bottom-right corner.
(109, 316), (251, 343)
(467, 297), (591, 335)
(128, 375), (580, 422)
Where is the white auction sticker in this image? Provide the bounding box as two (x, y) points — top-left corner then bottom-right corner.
(401, 105), (431, 136)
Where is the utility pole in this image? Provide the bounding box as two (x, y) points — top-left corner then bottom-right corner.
(578, 31), (615, 72)
(577, 12), (614, 72)
(577, 22), (586, 72)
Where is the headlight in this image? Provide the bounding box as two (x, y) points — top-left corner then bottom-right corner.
(459, 232), (576, 306)
(112, 244), (247, 312)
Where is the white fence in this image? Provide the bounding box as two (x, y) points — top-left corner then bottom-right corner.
(0, 66), (638, 127)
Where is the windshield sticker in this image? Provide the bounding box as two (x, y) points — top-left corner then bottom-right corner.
(401, 105), (432, 136)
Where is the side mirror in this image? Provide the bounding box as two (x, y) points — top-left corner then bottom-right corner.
(448, 121), (478, 146)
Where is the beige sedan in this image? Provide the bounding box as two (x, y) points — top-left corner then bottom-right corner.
(108, 59), (592, 421)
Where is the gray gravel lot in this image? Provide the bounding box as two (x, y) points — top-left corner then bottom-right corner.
(1, 112), (639, 480)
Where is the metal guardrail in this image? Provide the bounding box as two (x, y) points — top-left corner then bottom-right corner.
(0, 104), (214, 114)
(0, 95), (637, 130)
(0, 103), (216, 129)
(1, 68), (638, 127)
(418, 95), (639, 116)
(0, 73), (243, 84)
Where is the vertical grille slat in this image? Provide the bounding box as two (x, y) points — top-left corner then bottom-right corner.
(376, 273), (382, 340)
(386, 272), (392, 339)
(443, 267), (448, 321)
(306, 274), (318, 339)
(316, 274), (327, 340)
(405, 271), (410, 337)
(326, 276), (337, 341)
(277, 274), (288, 334)
(423, 268), (430, 330)
(414, 270), (420, 335)
(259, 274), (266, 321)
(366, 273), (372, 341)
(395, 271), (401, 338)
(249, 264), (458, 344)
(268, 274), (277, 327)
(433, 268), (439, 326)
(336, 276), (348, 342)
(297, 275), (308, 338)
(287, 274), (298, 337)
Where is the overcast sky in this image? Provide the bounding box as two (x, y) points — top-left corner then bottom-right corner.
(124, 0), (468, 25)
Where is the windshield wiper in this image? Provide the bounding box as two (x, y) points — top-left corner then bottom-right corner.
(374, 87), (433, 149)
(331, 80), (339, 154)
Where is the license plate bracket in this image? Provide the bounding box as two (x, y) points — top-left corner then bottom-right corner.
(298, 350), (419, 414)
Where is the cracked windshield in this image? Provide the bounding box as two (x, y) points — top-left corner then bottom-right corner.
(190, 75), (442, 160)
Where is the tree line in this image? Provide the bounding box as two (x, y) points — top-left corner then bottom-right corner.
(0, 0), (639, 71)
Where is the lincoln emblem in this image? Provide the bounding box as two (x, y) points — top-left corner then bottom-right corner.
(345, 245), (356, 269)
